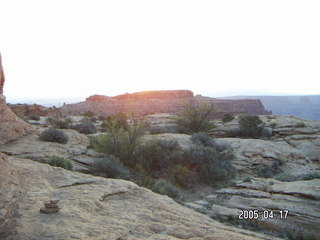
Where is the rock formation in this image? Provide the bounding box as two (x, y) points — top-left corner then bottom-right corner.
(0, 53), (35, 144)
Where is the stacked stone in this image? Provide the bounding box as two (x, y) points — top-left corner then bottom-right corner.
(40, 200), (60, 214)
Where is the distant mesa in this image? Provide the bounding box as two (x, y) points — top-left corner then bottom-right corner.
(86, 90), (194, 101)
(61, 89), (268, 117)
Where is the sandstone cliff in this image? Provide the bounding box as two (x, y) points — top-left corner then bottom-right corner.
(0, 53), (35, 144)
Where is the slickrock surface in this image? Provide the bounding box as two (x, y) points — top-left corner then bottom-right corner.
(186, 177), (320, 239)
(0, 153), (276, 240)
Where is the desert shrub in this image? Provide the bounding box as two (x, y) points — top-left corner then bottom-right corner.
(191, 132), (215, 147)
(102, 113), (128, 132)
(94, 120), (146, 166)
(39, 128), (68, 144)
(51, 118), (72, 129)
(295, 122), (306, 128)
(147, 124), (178, 134)
(72, 122), (97, 134)
(83, 111), (94, 117)
(171, 165), (195, 188)
(91, 156), (130, 179)
(275, 173), (299, 182)
(48, 155), (73, 170)
(258, 162), (282, 178)
(238, 115), (263, 138)
(150, 179), (180, 199)
(243, 176), (252, 182)
(134, 138), (183, 175)
(301, 172), (320, 180)
(185, 146), (236, 185)
(226, 128), (242, 137)
(175, 100), (217, 133)
(222, 113), (234, 123)
(28, 115), (40, 121)
(260, 127), (272, 139)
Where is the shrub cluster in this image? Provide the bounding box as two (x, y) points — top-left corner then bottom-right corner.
(175, 100), (217, 133)
(51, 118), (72, 129)
(48, 155), (73, 170)
(222, 113), (234, 124)
(147, 124), (178, 134)
(91, 155), (130, 179)
(226, 115), (272, 139)
(134, 138), (183, 176)
(95, 119), (146, 166)
(39, 128), (69, 144)
(72, 123), (97, 134)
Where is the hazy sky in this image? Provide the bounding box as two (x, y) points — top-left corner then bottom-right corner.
(1, 0), (320, 100)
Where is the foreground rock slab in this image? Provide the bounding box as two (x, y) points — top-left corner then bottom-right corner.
(0, 154), (277, 240)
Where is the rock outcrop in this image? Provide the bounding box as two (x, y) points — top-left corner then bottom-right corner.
(186, 178), (320, 239)
(0, 153), (276, 240)
(0, 53), (35, 144)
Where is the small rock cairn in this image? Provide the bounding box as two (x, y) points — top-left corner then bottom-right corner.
(40, 199), (60, 214)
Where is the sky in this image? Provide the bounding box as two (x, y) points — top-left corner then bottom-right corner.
(1, 0), (320, 102)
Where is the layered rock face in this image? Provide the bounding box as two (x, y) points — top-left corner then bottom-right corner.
(62, 90), (268, 117)
(0, 53), (35, 144)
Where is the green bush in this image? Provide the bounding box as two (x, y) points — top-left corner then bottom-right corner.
(175, 100), (217, 133)
(39, 128), (68, 144)
(134, 138), (183, 175)
(222, 113), (234, 123)
(91, 156), (130, 179)
(226, 128), (242, 137)
(72, 123), (97, 134)
(185, 145), (236, 185)
(147, 124), (178, 134)
(295, 122), (306, 128)
(238, 115), (263, 138)
(51, 118), (72, 129)
(302, 172), (320, 180)
(260, 127), (272, 139)
(83, 111), (94, 117)
(28, 115), (41, 121)
(48, 155), (73, 170)
(94, 120), (146, 166)
(243, 176), (252, 182)
(150, 179), (180, 199)
(191, 132), (215, 147)
(102, 113), (129, 132)
(258, 162), (282, 178)
(171, 165), (195, 188)
(275, 173), (299, 182)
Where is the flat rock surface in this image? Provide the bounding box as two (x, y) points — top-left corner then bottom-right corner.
(188, 177), (320, 239)
(0, 129), (90, 161)
(0, 153), (277, 240)
(216, 138), (319, 176)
